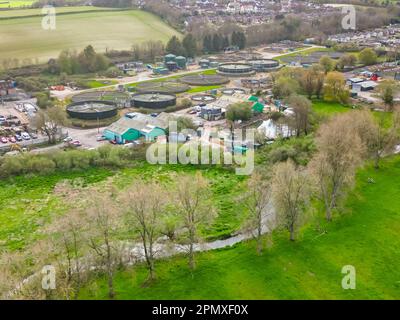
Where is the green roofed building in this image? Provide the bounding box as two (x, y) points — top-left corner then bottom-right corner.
(252, 102), (265, 113)
(103, 112), (171, 144)
(248, 95), (259, 103)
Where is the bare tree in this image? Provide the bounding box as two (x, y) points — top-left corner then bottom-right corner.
(122, 181), (168, 282)
(351, 109), (400, 169)
(286, 94), (312, 137)
(272, 160), (309, 241)
(33, 107), (68, 144)
(243, 171), (272, 254)
(46, 209), (85, 300)
(86, 188), (121, 299)
(309, 114), (364, 221)
(174, 173), (215, 270)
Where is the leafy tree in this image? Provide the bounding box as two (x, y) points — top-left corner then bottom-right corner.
(182, 33), (197, 58)
(212, 34), (223, 52)
(226, 102), (252, 122)
(323, 71), (349, 104)
(359, 48), (378, 66)
(272, 76), (300, 99)
(377, 80), (398, 111)
(337, 53), (357, 69)
(231, 31), (246, 49)
(319, 55), (335, 74)
(166, 35), (184, 56)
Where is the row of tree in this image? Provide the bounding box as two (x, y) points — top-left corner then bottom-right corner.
(48, 45), (110, 75)
(248, 107), (400, 253)
(165, 31), (247, 57)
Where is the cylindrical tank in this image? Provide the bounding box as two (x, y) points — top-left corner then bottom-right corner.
(175, 56), (187, 69)
(164, 54), (176, 63)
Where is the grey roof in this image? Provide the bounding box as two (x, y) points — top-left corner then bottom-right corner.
(105, 112), (171, 135)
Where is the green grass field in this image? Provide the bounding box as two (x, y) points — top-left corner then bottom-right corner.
(0, 163), (247, 251)
(311, 100), (351, 116)
(80, 156), (400, 299)
(0, 0), (35, 8)
(0, 8), (180, 64)
(0, 6), (112, 17)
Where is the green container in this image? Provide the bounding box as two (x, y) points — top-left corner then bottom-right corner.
(164, 54), (176, 63)
(175, 56), (187, 69)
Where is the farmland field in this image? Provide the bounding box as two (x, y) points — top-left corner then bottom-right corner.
(0, 6), (112, 17)
(0, 0), (35, 8)
(0, 8), (181, 64)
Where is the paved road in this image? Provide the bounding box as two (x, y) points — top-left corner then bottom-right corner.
(51, 66), (215, 100)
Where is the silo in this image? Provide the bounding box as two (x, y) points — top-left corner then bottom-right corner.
(164, 54), (176, 64)
(175, 56), (187, 69)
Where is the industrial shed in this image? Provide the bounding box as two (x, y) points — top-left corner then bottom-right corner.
(103, 113), (170, 144)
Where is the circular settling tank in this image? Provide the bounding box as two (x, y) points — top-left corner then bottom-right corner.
(217, 63), (255, 76)
(135, 81), (189, 94)
(131, 92), (176, 109)
(247, 59), (279, 72)
(66, 101), (118, 120)
(180, 74), (229, 86)
(71, 91), (130, 103)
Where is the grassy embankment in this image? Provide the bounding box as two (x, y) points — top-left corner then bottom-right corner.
(80, 155), (400, 299)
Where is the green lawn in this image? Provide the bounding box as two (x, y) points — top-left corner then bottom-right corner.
(187, 85), (221, 93)
(0, 168), (114, 251)
(80, 156), (400, 299)
(0, 0), (35, 8)
(311, 100), (351, 116)
(84, 79), (118, 89)
(0, 6), (111, 17)
(0, 9), (180, 64)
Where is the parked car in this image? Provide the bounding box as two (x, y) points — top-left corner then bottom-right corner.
(0, 115), (5, 122)
(30, 133), (38, 139)
(71, 140), (81, 147)
(15, 134), (22, 142)
(96, 135), (106, 141)
(21, 132), (31, 140)
(8, 136), (16, 143)
(63, 136), (73, 142)
(0, 137), (8, 143)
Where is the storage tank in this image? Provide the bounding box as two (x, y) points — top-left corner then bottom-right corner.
(164, 54), (176, 64)
(175, 56), (187, 69)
